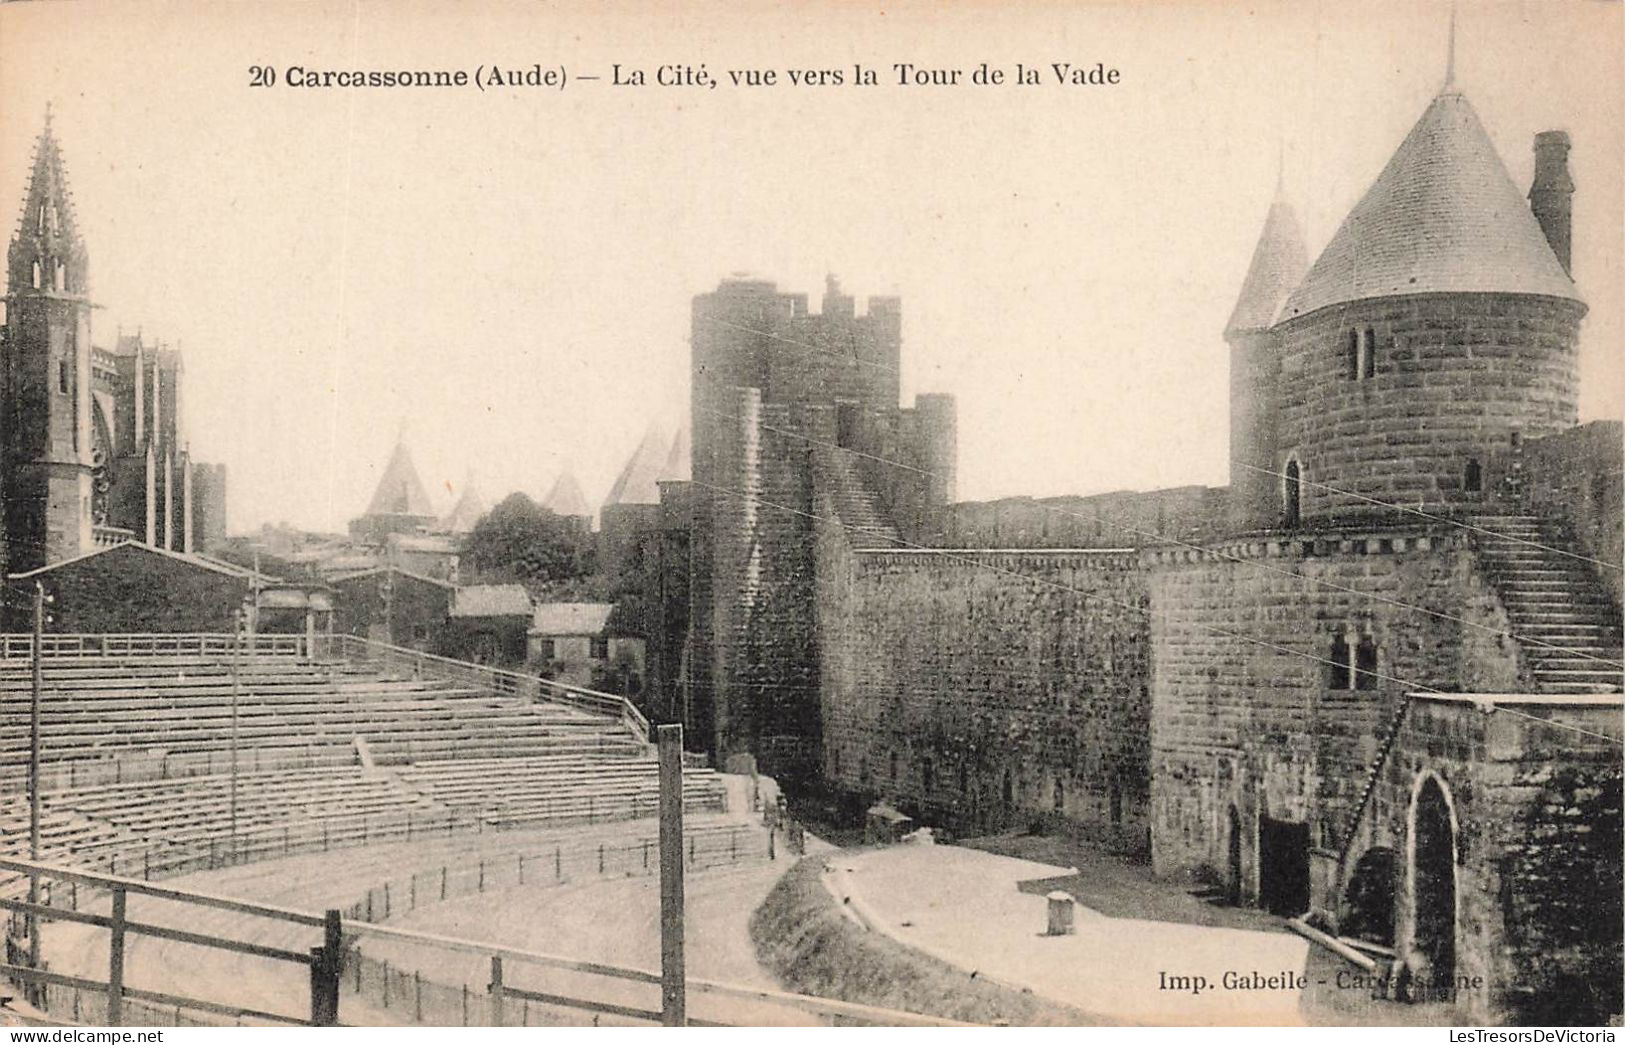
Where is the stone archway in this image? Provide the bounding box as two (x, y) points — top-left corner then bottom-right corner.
(1342, 846), (1397, 946)
(1409, 776), (1457, 986)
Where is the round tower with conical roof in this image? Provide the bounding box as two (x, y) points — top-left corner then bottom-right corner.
(1225, 183), (1309, 531)
(1265, 87), (1584, 526)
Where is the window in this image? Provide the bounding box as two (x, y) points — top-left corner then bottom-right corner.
(534, 638), (556, 661)
(922, 759), (935, 795)
(590, 636), (609, 659)
(1001, 769), (1014, 809)
(54, 260), (66, 293)
(1347, 328), (1376, 379)
(1464, 458), (1482, 493)
(889, 749), (898, 783)
(1109, 783), (1123, 826)
(31, 261), (41, 289)
(58, 359), (70, 394)
(1052, 778), (1065, 812)
(1283, 459), (1302, 528)
(1354, 634), (1378, 690)
(1330, 633), (1351, 689)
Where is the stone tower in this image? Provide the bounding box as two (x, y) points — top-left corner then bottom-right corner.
(687, 276), (907, 777)
(2, 111), (94, 573)
(1224, 180), (1308, 531)
(1267, 87), (1584, 524)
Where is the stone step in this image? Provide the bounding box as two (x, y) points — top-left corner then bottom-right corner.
(1537, 679), (1624, 695)
(1495, 575), (1599, 585)
(1527, 655), (1625, 672)
(1514, 620), (1618, 637)
(1533, 667), (1624, 683)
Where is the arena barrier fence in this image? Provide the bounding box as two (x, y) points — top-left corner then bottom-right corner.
(0, 853), (967, 1028)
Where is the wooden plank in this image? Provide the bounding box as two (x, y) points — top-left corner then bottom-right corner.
(124, 984), (312, 1027)
(0, 898), (312, 964)
(345, 922), (663, 985)
(0, 961), (107, 993)
(500, 985), (664, 1025)
(0, 856), (326, 926)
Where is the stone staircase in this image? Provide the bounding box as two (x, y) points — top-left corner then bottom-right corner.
(823, 453), (900, 549)
(1472, 513), (1624, 694)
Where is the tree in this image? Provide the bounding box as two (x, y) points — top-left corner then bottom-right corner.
(464, 493), (595, 585)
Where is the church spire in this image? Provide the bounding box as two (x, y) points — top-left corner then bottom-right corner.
(7, 107), (89, 298)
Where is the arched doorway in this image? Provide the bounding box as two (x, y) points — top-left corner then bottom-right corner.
(1342, 847), (1397, 946)
(1283, 459), (1302, 528)
(1410, 778), (1457, 986)
(1225, 806), (1243, 905)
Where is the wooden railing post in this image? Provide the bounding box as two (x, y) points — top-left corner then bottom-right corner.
(107, 887), (127, 1026)
(309, 908), (342, 1026)
(658, 723), (686, 1027)
(489, 955), (505, 1027)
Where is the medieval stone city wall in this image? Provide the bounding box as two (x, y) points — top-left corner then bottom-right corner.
(1510, 420), (1623, 607)
(1274, 293), (1584, 522)
(817, 522), (1151, 850)
(943, 485), (1227, 549)
(1144, 529), (1526, 888)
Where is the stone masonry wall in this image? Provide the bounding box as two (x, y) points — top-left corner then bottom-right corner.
(945, 485), (1226, 550)
(1516, 420), (1623, 608)
(1146, 529), (1525, 893)
(1371, 697), (1623, 1024)
(1274, 293), (1583, 522)
(818, 524), (1151, 850)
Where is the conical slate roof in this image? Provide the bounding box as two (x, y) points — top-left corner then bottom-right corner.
(662, 422), (691, 483)
(439, 475), (487, 532)
(1226, 189), (1308, 334)
(365, 441), (436, 518)
(603, 425), (671, 507)
(543, 470), (591, 518)
(1280, 90), (1581, 322)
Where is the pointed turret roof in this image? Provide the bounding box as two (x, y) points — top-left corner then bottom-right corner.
(542, 470), (591, 518)
(1280, 90), (1581, 322)
(1226, 186), (1309, 334)
(365, 441), (436, 518)
(439, 474), (487, 532)
(662, 422), (691, 483)
(603, 425), (671, 507)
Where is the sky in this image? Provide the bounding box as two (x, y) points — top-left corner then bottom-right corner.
(1, 0), (1619, 535)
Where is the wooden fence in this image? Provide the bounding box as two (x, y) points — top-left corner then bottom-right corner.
(0, 854), (968, 1028)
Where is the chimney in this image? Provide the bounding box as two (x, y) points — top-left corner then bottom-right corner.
(1529, 130), (1574, 276)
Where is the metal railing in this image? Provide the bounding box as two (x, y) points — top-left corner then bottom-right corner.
(0, 633), (307, 662)
(321, 634), (651, 745)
